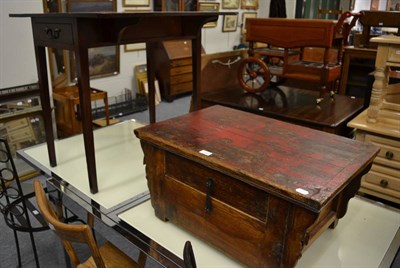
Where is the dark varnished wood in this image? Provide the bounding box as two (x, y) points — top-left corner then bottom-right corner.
(201, 86), (364, 136)
(10, 12), (231, 193)
(243, 15), (355, 98)
(134, 105), (379, 268)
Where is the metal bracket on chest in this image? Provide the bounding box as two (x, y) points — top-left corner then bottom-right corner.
(205, 178), (214, 213)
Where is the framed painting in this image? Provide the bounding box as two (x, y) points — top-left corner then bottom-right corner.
(123, 0), (150, 7)
(222, 0), (239, 9)
(241, 0), (258, 9)
(242, 12), (257, 34)
(67, 0), (119, 80)
(198, 2), (220, 28)
(387, 0), (400, 10)
(125, 43), (146, 52)
(222, 14), (238, 32)
(66, 0), (116, 11)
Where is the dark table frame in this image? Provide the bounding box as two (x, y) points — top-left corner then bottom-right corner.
(9, 12), (231, 194)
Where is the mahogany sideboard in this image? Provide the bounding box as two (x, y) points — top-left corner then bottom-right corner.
(9, 12), (232, 194)
(134, 105), (379, 267)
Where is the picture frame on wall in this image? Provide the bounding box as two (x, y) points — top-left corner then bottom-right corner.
(66, 0), (116, 12)
(222, 0), (239, 9)
(387, 0), (400, 11)
(222, 14), (238, 32)
(123, 0), (150, 7)
(66, 0), (119, 80)
(241, 0), (258, 9)
(125, 43), (146, 52)
(241, 12), (257, 34)
(198, 2), (220, 28)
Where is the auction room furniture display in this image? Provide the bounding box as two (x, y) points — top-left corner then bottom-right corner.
(134, 105), (379, 268)
(237, 12), (358, 103)
(348, 35), (400, 204)
(18, 120), (399, 267)
(10, 12), (228, 194)
(152, 40), (204, 101)
(339, 11), (400, 99)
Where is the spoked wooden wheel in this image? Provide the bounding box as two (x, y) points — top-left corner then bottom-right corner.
(237, 57), (271, 93)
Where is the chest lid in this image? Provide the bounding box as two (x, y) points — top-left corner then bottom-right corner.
(134, 105), (379, 212)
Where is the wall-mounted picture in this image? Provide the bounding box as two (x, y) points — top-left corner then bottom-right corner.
(223, 14), (238, 32)
(123, 0), (150, 7)
(241, 0), (258, 9)
(242, 12), (257, 34)
(125, 43), (146, 52)
(66, 0), (119, 80)
(222, 0), (239, 9)
(198, 2), (220, 28)
(387, 0), (400, 11)
(66, 0), (116, 12)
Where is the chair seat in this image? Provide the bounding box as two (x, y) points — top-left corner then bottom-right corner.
(77, 242), (141, 268)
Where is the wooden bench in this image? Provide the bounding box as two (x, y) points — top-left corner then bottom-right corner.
(238, 12), (360, 103)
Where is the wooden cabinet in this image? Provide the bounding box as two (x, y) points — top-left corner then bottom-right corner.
(348, 35), (400, 204)
(153, 40), (204, 101)
(135, 105), (378, 268)
(339, 11), (400, 102)
(339, 47), (376, 104)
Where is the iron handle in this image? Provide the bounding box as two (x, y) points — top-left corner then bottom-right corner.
(205, 178), (214, 213)
(44, 27), (61, 39)
(385, 151), (394, 160)
(380, 179), (388, 188)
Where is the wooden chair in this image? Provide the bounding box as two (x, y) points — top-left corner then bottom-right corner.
(33, 180), (142, 268)
(183, 241), (197, 268)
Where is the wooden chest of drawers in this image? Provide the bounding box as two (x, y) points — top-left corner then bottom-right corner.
(349, 110), (400, 204)
(134, 105), (378, 267)
(152, 40), (204, 101)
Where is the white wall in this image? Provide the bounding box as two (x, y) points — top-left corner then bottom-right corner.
(1, 1), (43, 88)
(0, 0), (297, 95)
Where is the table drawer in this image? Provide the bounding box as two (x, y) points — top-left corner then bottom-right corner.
(170, 73), (192, 85)
(365, 134), (399, 168)
(33, 23), (73, 46)
(364, 168), (400, 192)
(388, 46), (400, 64)
(170, 65), (192, 76)
(165, 152), (268, 222)
(170, 82), (192, 94)
(170, 58), (192, 67)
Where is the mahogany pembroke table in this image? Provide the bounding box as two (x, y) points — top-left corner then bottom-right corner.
(9, 12), (233, 193)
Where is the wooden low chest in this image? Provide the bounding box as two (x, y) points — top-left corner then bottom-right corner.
(134, 105), (379, 267)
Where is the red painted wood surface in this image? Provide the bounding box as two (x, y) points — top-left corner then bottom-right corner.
(135, 105), (379, 212)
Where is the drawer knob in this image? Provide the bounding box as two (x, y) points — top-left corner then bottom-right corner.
(380, 179), (388, 188)
(44, 27), (61, 40)
(205, 178), (214, 213)
(385, 151), (394, 160)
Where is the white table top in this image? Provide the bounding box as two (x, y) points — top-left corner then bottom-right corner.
(119, 197), (400, 268)
(21, 120), (148, 210)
